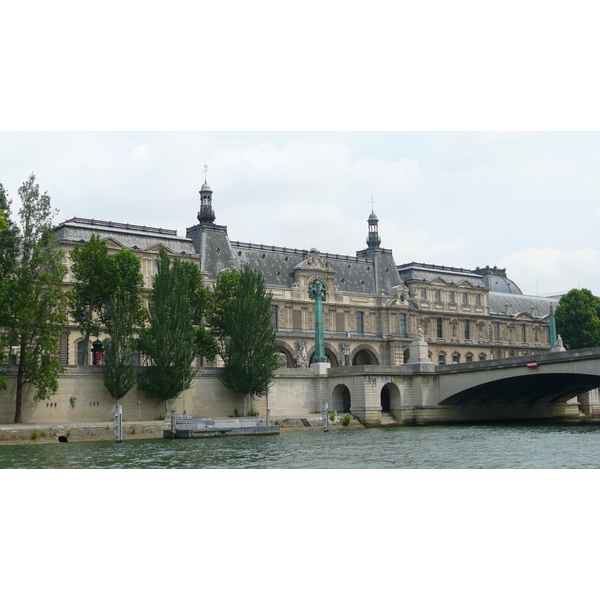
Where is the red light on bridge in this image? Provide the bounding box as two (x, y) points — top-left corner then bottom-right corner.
(527, 360), (538, 369)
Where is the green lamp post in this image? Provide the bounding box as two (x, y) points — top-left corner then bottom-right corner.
(308, 279), (327, 363)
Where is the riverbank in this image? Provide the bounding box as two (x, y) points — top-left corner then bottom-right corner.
(0, 414), (364, 444)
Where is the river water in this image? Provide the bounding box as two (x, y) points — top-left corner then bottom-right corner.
(2, 421), (600, 468)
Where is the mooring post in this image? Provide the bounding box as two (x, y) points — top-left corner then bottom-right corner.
(323, 401), (329, 432)
(170, 409), (176, 435)
(115, 403), (123, 443)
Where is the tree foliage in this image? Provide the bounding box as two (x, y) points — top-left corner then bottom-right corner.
(555, 288), (600, 350)
(69, 237), (145, 363)
(102, 292), (138, 401)
(3, 174), (68, 422)
(138, 249), (215, 405)
(209, 265), (279, 407)
(0, 184), (20, 391)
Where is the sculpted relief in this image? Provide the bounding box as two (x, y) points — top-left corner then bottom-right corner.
(294, 341), (309, 368)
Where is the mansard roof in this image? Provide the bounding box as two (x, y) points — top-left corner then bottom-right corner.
(397, 262), (487, 289)
(489, 292), (554, 318)
(231, 242), (402, 295)
(55, 217), (198, 255)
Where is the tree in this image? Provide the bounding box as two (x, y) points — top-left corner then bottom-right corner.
(68, 234), (112, 364)
(555, 288), (600, 350)
(0, 184), (20, 391)
(4, 174), (68, 422)
(69, 239), (145, 364)
(209, 264), (280, 415)
(102, 292), (138, 402)
(138, 249), (215, 412)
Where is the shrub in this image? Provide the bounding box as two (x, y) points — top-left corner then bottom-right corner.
(341, 414), (352, 427)
(329, 412), (335, 422)
(31, 430), (39, 439)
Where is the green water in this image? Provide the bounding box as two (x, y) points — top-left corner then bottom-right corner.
(3, 421), (600, 468)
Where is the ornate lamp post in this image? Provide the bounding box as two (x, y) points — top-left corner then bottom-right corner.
(308, 279), (327, 363)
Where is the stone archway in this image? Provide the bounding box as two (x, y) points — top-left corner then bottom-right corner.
(276, 341), (296, 368)
(332, 384), (352, 413)
(381, 382), (401, 413)
(309, 346), (339, 367)
(276, 346), (295, 368)
(352, 347), (379, 366)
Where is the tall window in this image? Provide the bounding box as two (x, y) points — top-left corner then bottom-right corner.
(438, 352), (446, 365)
(462, 292), (469, 304)
(77, 340), (87, 365)
(494, 322), (500, 341)
(420, 288), (427, 300)
(399, 313), (407, 337)
(449, 291), (455, 303)
(435, 289), (441, 301)
(436, 317), (443, 338)
(271, 305), (278, 330)
(464, 320), (471, 340)
(356, 311), (364, 335)
(475, 294), (481, 306)
(521, 323), (527, 343)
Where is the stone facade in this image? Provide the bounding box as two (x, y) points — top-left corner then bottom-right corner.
(50, 179), (553, 370)
(0, 176), (561, 425)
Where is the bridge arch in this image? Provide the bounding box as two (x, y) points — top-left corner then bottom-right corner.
(332, 384), (352, 412)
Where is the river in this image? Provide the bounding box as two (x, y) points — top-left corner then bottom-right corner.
(2, 421), (600, 468)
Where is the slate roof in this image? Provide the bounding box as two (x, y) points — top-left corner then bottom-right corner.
(489, 292), (554, 318)
(55, 217), (197, 255)
(397, 262), (487, 289)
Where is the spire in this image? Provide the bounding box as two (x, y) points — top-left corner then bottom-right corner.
(366, 198), (381, 249)
(197, 162), (216, 224)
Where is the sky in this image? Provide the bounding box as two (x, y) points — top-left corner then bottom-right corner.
(1, 130), (600, 296)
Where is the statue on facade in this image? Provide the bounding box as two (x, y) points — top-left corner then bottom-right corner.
(295, 341), (309, 368)
(416, 327), (425, 342)
(339, 341), (351, 366)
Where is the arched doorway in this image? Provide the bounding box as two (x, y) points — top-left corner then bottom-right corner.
(381, 386), (391, 412)
(381, 383), (401, 413)
(352, 348), (379, 365)
(332, 384), (351, 413)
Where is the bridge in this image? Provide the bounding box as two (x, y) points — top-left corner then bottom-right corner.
(322, 347), (600, 425)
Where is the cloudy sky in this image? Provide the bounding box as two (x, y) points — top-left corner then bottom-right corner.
(2, 131), (600, 297)
(4, 4), (600, 300)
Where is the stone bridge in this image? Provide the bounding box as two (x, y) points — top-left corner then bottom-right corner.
(322, 348), (600, 425)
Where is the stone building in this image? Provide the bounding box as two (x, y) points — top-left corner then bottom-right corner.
(54, 177), (554, 369)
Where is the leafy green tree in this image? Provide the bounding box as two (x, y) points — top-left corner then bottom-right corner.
(4, 174), (68, 422)
(138, 249), (216, 412)
(69, 238), (145, 364)
(209, 265), (279, 415)
(0, 184), (20, 390)
(69, 234), (112, 364)
(555, 288), (600, 350)
(102, 292), (138, 402)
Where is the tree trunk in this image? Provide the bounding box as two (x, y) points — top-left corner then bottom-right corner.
(14, 338), (26, 423)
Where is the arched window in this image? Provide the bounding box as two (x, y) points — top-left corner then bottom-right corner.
(479, 352), (487, 361)
(452, 352), (461, 364)
(466, 352), (474, 362)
